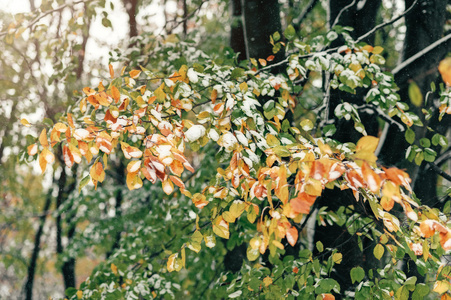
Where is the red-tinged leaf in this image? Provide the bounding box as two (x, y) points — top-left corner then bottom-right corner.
(258, 58), (267, 66)
(290, 192), (316, 214)
(382, 167), (411, 191)
(39, 129), (48, 147)
(286, 226), (298, 247)
(129, 70), (141, 79)
(162, 179), (174, 195)
(111, 86), (120, 103)
(27, 144), (38, 156)
(213, 102), (224, 115)
(169, 175), (185, 189)
(310, 160), (325, 181)
(328, 162), (345, 181)
(96, 135), (113, 154)
(345, 169), (365, 190)
(267, 55), (275, 62)
(63, 145), (74, 168)
(440, 230), (451, 251)
(109, 64), (114, 79)
(362, 161), (382, 193)
(141, 165), (157, 183)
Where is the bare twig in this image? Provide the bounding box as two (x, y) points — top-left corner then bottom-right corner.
(392, 32), (451, 75)
(330, 0), (357, 29)
(355, 0), (419, 44)
(0, 0), (93, 37)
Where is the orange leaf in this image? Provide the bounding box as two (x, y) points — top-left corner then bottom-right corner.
(192, 193), (209, 209)
(361, 161), (382, 193)
(267, 55), (275, 62)
(129, 70), (141, 79)
(286, 226), (298, 247)
(82, 87), (95, 96)
(169, 175), (185, 189)
(290, 192), (316, 214)
(67, 113), (75, 128)
(109, 64), (114, 79)
(111, 86), (120, 103)
(439, 57), (451, 86)
(63, 145), (74, 168)
(27, 144), (38, 156)
(126, 172), (143, 190)
(258, 58), (267, 66)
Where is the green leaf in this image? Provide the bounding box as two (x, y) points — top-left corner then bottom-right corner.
(405, 128), (415, 144)
(300, 119), (314, 131)
(323, 124), (336, 137)
(316, 241), (323, 253)
(284, 25), (296, 40)
(408, 81), (423, 107)
(419, 138), (430, 148)
(231, 67), (245, 80)
(412, 283), (430, 300)
(272, 145), (291, 157)
(273, 31), (281, 42)
(79, 175), (91, 192)
(373, 244), (384, 260)
(350, 266), (365, 284)
(423, 148), (437, 162)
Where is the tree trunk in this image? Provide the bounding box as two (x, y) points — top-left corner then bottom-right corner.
(24, 192), (52, 300)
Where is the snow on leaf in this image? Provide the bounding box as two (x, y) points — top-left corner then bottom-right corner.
(185, 125), (206, 142)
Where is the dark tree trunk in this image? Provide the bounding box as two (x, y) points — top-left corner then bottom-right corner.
(313, 1), (382, 297)
(230, 0), (284, 64)
(230, 0), (246, 62)
(24, 192), (52, 300)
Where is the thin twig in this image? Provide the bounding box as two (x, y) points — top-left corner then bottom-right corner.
(392, 32), (451, 76)
(355, 0), (419, 44)
(330, 0), (357, 29)
(0, 0), (93, 37)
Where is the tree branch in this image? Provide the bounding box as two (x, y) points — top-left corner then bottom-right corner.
(428, 161), (451, 182)
(355, 0), (419, 44)
(330, 0), (357, 29)
(392, 32), (451, 76)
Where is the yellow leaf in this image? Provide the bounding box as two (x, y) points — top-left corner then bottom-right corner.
(111, 263), (118, 275)
(21, 118), (31, 127)
(239, 82), (248, 92)
(372, 46), (384, 54)
(408, 81), (423, 107)
(90, 162), (105, 183)
(39, 129), (48, 147)
(213, 216), (230, 239)
(433, 280), (450, 295)
(229, 200), (246, 219)
(354, 136), (379, 166)
(263, 276), (273, 287)
(76, 290), (83, 299)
